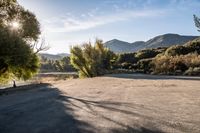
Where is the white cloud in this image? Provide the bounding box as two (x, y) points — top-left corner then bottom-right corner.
(44, 9), (166, 33)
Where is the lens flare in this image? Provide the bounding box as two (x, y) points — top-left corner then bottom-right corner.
(10, 21), (20, 29)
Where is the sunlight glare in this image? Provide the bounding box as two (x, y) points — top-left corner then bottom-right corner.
(10, 21), (20, 30)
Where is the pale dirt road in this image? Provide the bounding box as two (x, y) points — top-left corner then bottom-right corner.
(0, 74), (200, 133)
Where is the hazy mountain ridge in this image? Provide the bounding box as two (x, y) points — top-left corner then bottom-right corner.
(105, 39), (135, 53)
(104, 34), (199, 53)
(40, 34), (199, 58)
(39, 53), (70, 60)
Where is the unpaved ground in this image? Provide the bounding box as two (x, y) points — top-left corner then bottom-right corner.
(0, 74), (200, 133)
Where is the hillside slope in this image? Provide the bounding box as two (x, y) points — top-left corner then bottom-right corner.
(104, 34), (198, 53)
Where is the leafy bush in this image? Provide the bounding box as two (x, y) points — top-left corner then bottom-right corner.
(117, 47), (166, 69)
(117, 53), (137, 64)
(70, 39), (116, 78)
(40, 57), (76, 72)
(136, 58), (153, 73)
(184, 41), (200, 54)
(135, 48), (166, 60)
(165, 45), (187, 56)
(120, 62), (133, 70)
(184, 67), (200, 76)
(152, 54), (200, 75)
(165, 41), (200, 56)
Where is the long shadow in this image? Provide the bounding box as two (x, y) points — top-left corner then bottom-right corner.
(0, 83), (187, 133)
(0, 83), (51, 95)
(110, 126), (164, 133)
(0, 83), (94, 133)
(57, 94), (183, 133)
(105, 73), (200, 81)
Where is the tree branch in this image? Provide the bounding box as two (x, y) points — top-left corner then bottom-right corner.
(32, 38), (50, 54)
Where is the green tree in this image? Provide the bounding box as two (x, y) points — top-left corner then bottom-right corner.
(0, 27), (40, 83)
(0, 0), (42, 84)
(70, 39), (115, 78)
(60, 57), (76, 72)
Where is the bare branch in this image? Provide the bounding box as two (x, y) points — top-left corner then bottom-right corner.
(32, 38), (50, 54)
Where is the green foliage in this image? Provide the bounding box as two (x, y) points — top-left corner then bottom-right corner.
(184, 41), (200, 54)
(117, 47), (166, 70)
(115, 39), (200, 75)
(136, 58), (153, 73)
(0, 0), (17, 24)
(0, 0), (40, 41)
(0, 0), (41, 83)
(40, 57), (76, 72)
(61, 57), (76, 72)
(120, 62), (133, 70)
(136, 48), (165, 60)
(18, 9), (41, 41)
(70, 39), (116, 78)
(152, 54), (200, 75)
(0, 26), (40, 83)
(165, 45), (187, 56)
(165, 41), (200, 56)
(117, 53), (137, 64)
(184, 67), (200, 76)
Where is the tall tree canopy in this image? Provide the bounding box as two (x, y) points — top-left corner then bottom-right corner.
(0, 0), (41, 83)
(0, 0), (40, 41)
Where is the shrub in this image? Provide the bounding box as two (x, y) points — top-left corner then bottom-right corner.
(70, 39), (116, 78)
(165, 41), (200, 56)
(184, 67), (200, 76)
(184, 41), (200, 54)
(165, 45), (187, 56)
(117, 53), (137, 64)
(117, 47), (166, 69)
(152, 54), (200, 75)
(121, 62), (133, 70)
(136, 58), (153, 73)
(135, 48), (166, 60)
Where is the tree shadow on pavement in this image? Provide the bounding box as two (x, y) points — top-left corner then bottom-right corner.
(0, 83), (181, 133)
(111, 126), (164, 133)
(57, 93), (174, 133)
(0, 83), (94, 133)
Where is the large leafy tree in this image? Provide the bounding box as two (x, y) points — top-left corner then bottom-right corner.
(0, 0), (41, 83)
(0, 0), (40, 40)
(70, 39), (116, 78)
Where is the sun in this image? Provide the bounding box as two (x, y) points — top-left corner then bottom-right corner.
(10, 21), (20, 29)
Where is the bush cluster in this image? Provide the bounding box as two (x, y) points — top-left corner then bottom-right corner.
(116, 40), (200, 75)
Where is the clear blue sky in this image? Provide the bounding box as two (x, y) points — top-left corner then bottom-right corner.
(18, 0), (200, 54)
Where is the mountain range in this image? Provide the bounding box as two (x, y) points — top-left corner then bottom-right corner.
(104, 33), (199, 53)
(40, 33), (199, 59)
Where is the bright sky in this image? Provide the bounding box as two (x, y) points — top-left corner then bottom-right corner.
(18, 0), (200, 54)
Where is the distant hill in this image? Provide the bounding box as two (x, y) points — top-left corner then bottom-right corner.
(104, 39), (135, 53)
(57, 53), (70, 57)
(39, 53), (70, 60)
(104, 34), (199, 53)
